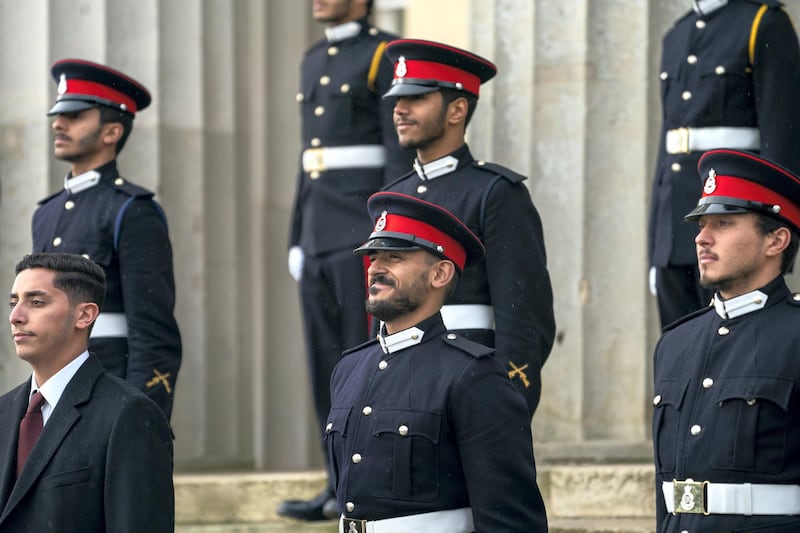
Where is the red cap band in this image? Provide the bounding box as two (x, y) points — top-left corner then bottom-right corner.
(382, 213), (467, 269)
(397, 59), (482, 95)
(707, 174), (800, 230)
(61, 78), (138, 113)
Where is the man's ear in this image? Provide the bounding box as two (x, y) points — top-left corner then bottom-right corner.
(102, 122), (123, 147)
(766, 226), (791, 258)
(447, 97), (468, 126)
(430, 259), (456, 289)
(74, 302), (101, 332)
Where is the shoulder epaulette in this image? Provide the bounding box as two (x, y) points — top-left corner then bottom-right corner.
(114, 178), (155, 198)
(470, 160), (527, 184)
(342, 337), (380, 356)
(37, 190), (63, 206)
(442, 332), (494, 359)
(382, 169), (417, 190)
(787, 293), (800, 306)
(743, 0), (782, 8)
(662, 305), (713, 333)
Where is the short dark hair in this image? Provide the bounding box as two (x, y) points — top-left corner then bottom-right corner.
(755, 214), (799, 274)
(15, 253), (106, 309)
(98, 105), (134, 154)
(439, 88), (479, 128)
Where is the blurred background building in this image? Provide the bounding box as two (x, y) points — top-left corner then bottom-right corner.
(0, 0), (798, 475)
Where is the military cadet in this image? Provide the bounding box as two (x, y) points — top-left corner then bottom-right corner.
(653, 150), (800, 532)
(648, 0), (800, 328)
(281, 0), (415, 521)
(327, 191), (548, 532)
(32, 59), (181, 421)
(380, 39), (555, 417)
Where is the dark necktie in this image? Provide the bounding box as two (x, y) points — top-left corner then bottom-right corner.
(17, 391), (46, 477)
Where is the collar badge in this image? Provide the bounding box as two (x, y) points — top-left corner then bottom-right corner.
(704, 168), (717, 194)
(396, 56), (407, 78)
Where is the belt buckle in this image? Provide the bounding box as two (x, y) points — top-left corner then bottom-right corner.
(343, 518), (367, 533)
(673, 479), (709, 515)
(666, 127), (690, 154)
(303, 148), (325, 173)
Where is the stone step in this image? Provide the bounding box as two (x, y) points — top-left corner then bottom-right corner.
(175, 463), (657, 530)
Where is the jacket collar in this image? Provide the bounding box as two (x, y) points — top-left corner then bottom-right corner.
(377, 313), (447, 354)
(692, 0), (729, 16)
(713, 276), (788, 319)
(325, 19), (362, 43)
(64, 160), (117, 195)
(414, 144), (473, 182)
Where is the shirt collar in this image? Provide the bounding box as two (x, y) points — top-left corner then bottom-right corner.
(713, 289), (768, 319)
(64, 169), (102, 195)
(30, 351), (90, 425)
(692, 0), (729, 16)
(325, 20), (362, 43)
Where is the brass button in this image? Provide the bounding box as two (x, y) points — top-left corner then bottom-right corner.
(346, 502), (355, 512)
(447, 334), (457, 340)
(378, 360), (388, 370)
(687, 54), (698, 65)
(696, 19), (706, 29)
(477, 160), (486, 166)
(326, 422), (333, 432)
(717, 326), (730, 336)
(64, 200), (75, 210)
(310, 137), (321, 147)
(369, 27), (378, 35)
(310, 171), (321, 180)
(319, 75), (330, 86)
(314, 106), (325, 116)
(295, 92), (304, 102)
(81, 254), (90, 260)
(114, 178), (124, 186)
(793, 293), (800, 301)
(417, 185), (427, 193)
(690, 424), (702, 435)
(53, 237), (62, 247)
(351, 453), (362, 464)
(328, 46), (339, 56)
(746, 399), (757, 406)
(682, 91), (692, 101)
(340, 83), (350, 93)
(659, 71), (668, 81)
(702, 378), (714, 389)
(398, 425), (409, 436)
(671, 162), (681, 172)
(653, 395), (662, 406)
(715, 65), (726, 75)
(362, 406), (372, 416)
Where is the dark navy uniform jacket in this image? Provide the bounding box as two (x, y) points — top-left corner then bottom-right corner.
(383, 144), (555, 415)
(327, 313), (548, 531)
(289, 18), (414, 256)
(648, 0), (800, 267)
(652, 277), (800, 532)
(32, 160), (181, 420)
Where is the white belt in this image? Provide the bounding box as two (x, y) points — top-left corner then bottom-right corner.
(663, 480), (800, 515)
(302, 145), (386, 173)
(90, 313), (128, 338)
(441, 304), (495, 331)
(339, 507), (474, 533)
(665, 126), (761, 155)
